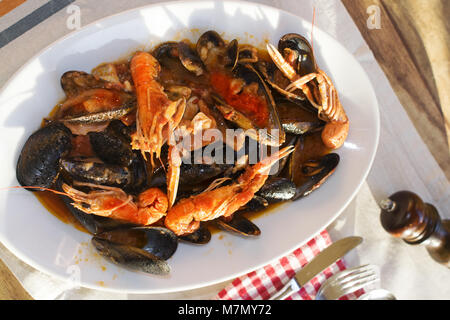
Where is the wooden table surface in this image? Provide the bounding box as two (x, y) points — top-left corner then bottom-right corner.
(0, 0), (448, 300)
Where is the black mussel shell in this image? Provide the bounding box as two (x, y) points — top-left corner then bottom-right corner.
(257, 177), (296, 203)
(278, 33), (317, 76)
(153, 41), (179, 61)
(16, 123), (72, 190)
(91, 237), (170, 275)
(61, 71), (106, 98)
(232, 64), (285, 146)
(281, 120), (325, 136)
(215, 215), (261, 237)
(242, 196), (269, 212)
(292, 153), (340, 200)
(225, 39), (239, 70)
(238, 45), (258, 64)
(95, 226), (178, 260)
(178, 224), (211, 244)
(88, 123), (134, 166)
(61, 159), (133, 189)
(149, 162), (232, 191)
(196, 30), (226, 62)
(177, 41), (205, 76)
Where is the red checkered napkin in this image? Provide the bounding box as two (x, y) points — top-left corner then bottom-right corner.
(215, 230), (363, 300)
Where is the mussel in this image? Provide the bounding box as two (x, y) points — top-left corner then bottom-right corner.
(196, 30), (226, 66)
(91, 226), (178, 275)
(292, 153), (339, 200)
(57, 88), (136, 125)
(61, 71), (107, 98)
(257, 177), (296, 203)
(61, 158), (140, 191)
(95, 226), (178, 260)
(196, 31), (243, 71)
(289, 135), (339, 200)
(153, 41), (205, 77)
(177, 41), (205, 76)
(178, 223), (211, 244)
(150, 162), (232, 193)
(214, 215), (261, 237)
(277, 33), (317, 76)
(16, 123), (72, 189)
(91, 237), (170, 275)
(88, 122), (134, 167)
(211, 63), (285, 147)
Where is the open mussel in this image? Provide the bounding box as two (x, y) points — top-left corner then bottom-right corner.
(258, 33), (318, 109)
(289, 135), (339, 200)
(61, 71), (104, 98)
(211, 63), (285, 147)
(292, 152), (339, 200)
(60, 70), (125, 98)
(178, 41), (205, 76)
(153, 41), (205, 77)
(196, 31), (226, 66)
(237, 44), (258, 64)
(196, 31), (243, 71)
(59, 69), (136, 128)
(16, 122), (72, 189)
(278, 33), (317, 76)
(275, 98), (325, 136)
(57, 88), (136, 125)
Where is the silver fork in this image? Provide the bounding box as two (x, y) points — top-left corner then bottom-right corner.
(315, 264), (379, 300)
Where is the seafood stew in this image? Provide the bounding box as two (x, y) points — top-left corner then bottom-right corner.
(16, 31), (348, 275)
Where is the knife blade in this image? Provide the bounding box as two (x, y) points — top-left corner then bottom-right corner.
(270, 236), (362, 300)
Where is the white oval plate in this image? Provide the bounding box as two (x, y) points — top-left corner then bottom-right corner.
(0, 1), (379, 294)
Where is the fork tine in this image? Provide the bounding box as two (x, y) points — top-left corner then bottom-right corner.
(316, 264), (380, 300)
(333, 264), (374, 281)
(339, 276), (379, 296)
(338, 269), (377, 287)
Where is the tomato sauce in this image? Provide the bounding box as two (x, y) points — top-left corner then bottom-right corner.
(209, 71), (269, 128)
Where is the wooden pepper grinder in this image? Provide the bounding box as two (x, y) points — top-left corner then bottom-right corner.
(379, 191), (450, 268)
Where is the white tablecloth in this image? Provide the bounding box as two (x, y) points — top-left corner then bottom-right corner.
(0, 0), (448, 300)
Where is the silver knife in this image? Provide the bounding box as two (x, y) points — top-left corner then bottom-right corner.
(270, 236), (362, 300)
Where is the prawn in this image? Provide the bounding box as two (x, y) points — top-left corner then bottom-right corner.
(61, 182), (168, 226)
(164, 145), (295, 235)
(130, 51), (186, 163)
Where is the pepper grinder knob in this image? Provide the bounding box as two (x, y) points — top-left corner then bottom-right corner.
(379, 191), (449, 267)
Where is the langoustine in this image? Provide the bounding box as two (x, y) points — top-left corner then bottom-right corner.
(266, 34), (349, 150)
(61, 182), (168, 226)
(164, 145), (295, 236)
